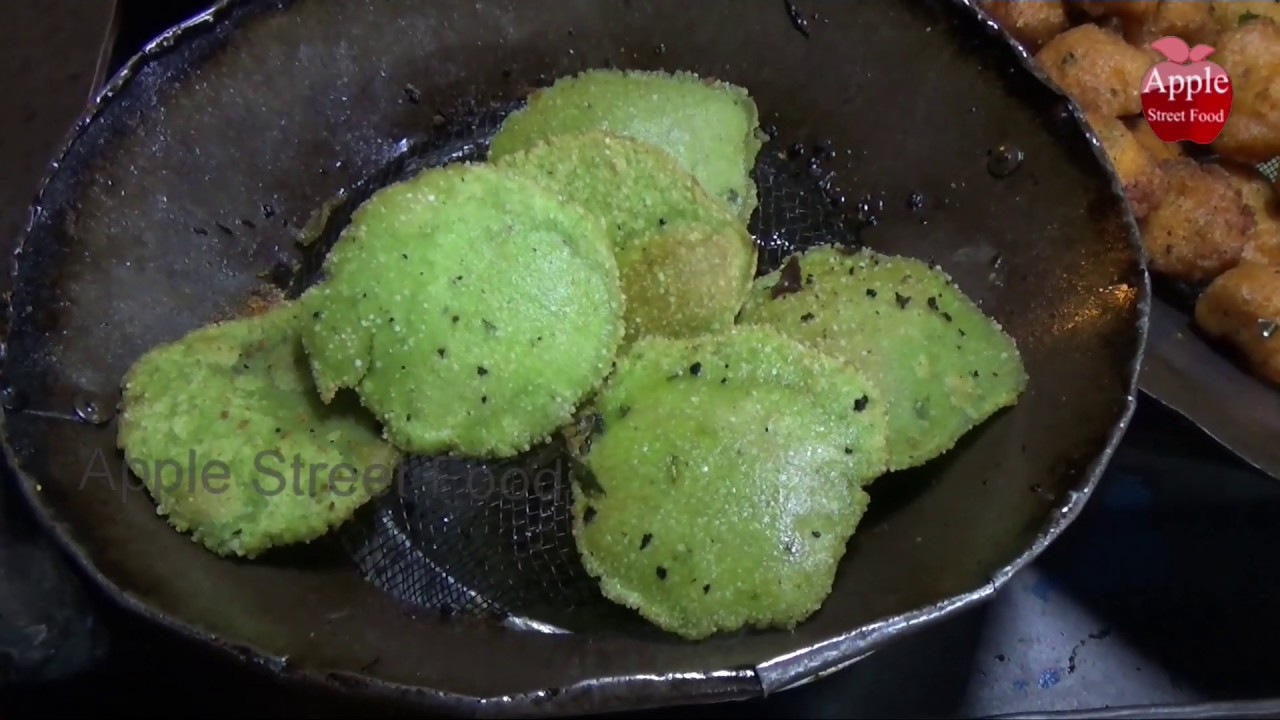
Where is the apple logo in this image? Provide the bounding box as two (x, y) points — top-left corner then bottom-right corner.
(1140, 36), (1233, 145)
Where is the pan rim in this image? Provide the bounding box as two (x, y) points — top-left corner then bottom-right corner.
(0, 0), (1150, 715)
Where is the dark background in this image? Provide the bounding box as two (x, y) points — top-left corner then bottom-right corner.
(4, 1), (1280, 717)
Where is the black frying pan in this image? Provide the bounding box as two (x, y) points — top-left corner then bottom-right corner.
(0, 0), (1146, 716)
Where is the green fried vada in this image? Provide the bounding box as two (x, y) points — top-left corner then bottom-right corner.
(496, 132), (755, 341)
(738, 245), (1028, 472)
(490, 69), (764, 222)
(117, 301), (401, 559)
(301, 163), (625, 458)
(571, 325), (889, 640)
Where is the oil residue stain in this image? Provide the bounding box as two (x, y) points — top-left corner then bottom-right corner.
(1066, 627), (1112, 675)
(987, 145), (1025, 178)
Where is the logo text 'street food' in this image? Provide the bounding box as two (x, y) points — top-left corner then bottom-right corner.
(1140, 36), (1233, 145)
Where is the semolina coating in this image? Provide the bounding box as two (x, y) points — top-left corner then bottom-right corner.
(1085, 112), (1166, 220)
(1196, 261), (1280, 386)
(571, 326), (889, 640)
(738, 245), (1028, 473)
(1210, 17), (1280, 165)
(116, 301), (402, 559)
(300, 163), (625, 458)
(496, 132), (755, 341)
(616, 219), (755, 342)
(488, 69), (763, 222)
(1034, 24), (1154, 118)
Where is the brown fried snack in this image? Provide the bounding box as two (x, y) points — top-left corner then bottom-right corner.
(1035, 24), (1156, 117)
(1142, 158), (1257, 284)
(1124, 116), (1184, 162)
(1068, 1), (1160, 38)
(1087, 112), (1166, 219)
(1127, 1), (1220, 46)
(1227, 164), (1280, 265)
(1195, 261), (1280, 385)
(1210, 1), (1280, 34)
(1211, 17), (1280, 164)
(981, 0), (1071, 51)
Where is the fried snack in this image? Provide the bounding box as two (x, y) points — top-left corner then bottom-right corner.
(1211, 1), (1280, 34)
(1035, 23), (1156, 117)
(117, 301), (402, 559)
(301, 163), (624, 458)
(980, 0), (1071, 51)
(1195, 261), (1280, 384)
(1228, 164), (1280, 264)
(1087, 112), (1166, 219)
(616, 221), (754, 341)
(496, 132), (755, 341)
(1124, 116), (1184, 161)
(1128, 1), (1220, 46)
(488, 69), (763, 222)
(737, 246), (1028, 473)
(1211, 17), (1280, 164)
(571, 326), (888, 640)
(1069, 0), (1159, 22)
(1142, 158), (1257, 284)
(1069, 1), (1159, 39)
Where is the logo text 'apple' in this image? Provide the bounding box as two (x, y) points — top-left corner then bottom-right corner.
(1139, 36), (1233, 145)
(1142, 67), (1231, 103)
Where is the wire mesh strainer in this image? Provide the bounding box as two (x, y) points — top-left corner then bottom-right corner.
(1261, 157), (1279, 183)
(289, 101), (862, 633)
(294, 97), (1279, 634)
